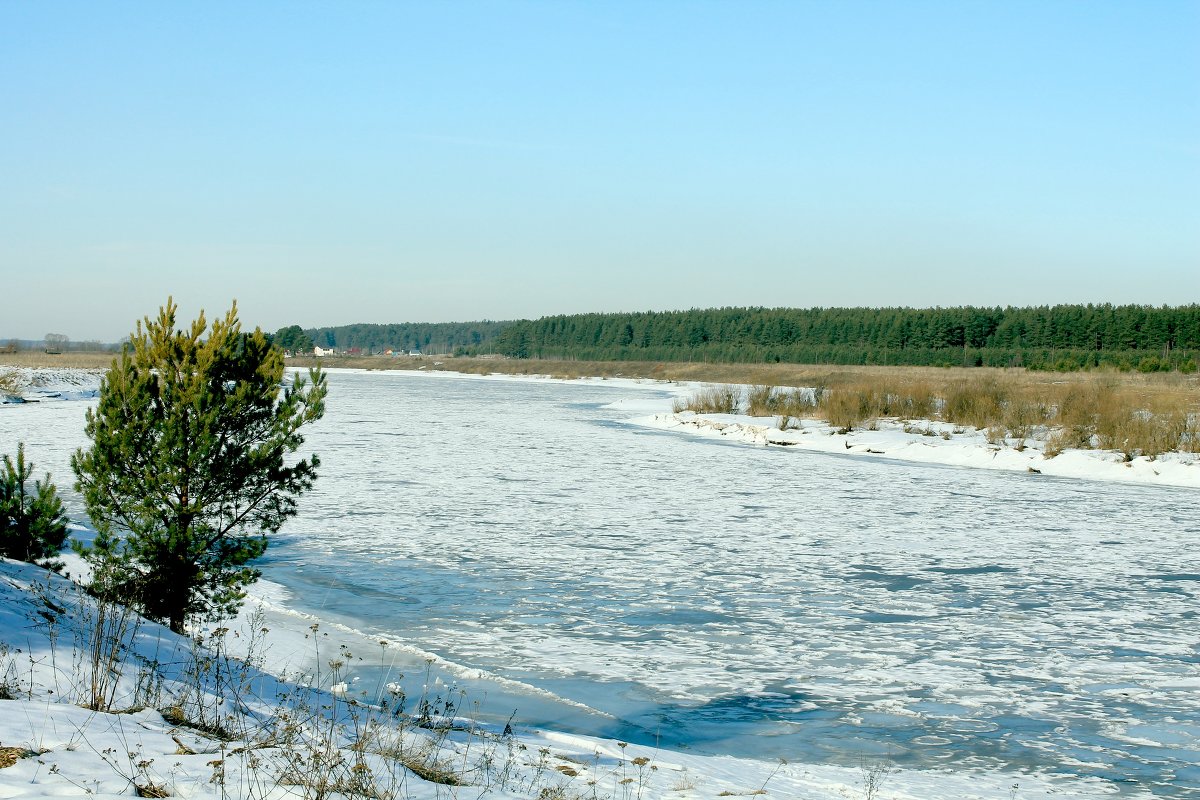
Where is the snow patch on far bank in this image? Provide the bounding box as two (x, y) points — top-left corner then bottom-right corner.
(0, 367), (102, 403)
(634, 411), (1200, 489)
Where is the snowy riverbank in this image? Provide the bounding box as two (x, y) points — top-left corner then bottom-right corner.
(0, 367), (102, 404)
(0, 558), (1161, 799)
(630, 410), (1200, 489)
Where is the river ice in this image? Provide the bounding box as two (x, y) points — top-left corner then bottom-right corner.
(1, 367), (1196, 796)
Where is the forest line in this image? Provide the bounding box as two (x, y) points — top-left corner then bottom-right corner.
(308, 304), (1200, 372)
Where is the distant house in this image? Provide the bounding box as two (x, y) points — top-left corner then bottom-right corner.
(313, 346), (337, 357)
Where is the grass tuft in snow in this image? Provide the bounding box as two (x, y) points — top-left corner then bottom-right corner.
(0, 370), (21, 396)
(673, 384), (741, 414)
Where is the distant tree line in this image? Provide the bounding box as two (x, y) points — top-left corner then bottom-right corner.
(304, 321), (511, 355)
(477, 305), (1200, 372)
(271, 325), (315, 354)
(0, 337), (116, 353)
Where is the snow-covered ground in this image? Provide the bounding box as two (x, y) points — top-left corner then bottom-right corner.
(634, 410), (1200, 488)
(1, 367), (1197, 798)
(0, 558), (1163, 799)
(0, 367), (103, 404)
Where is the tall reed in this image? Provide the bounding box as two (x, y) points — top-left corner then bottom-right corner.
(807, 377), (1197, 458)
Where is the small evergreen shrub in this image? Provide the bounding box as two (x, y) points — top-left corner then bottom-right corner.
(0, 443), (70, 568)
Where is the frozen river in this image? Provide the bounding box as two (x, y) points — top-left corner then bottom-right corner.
(2, 368), (1198, 796)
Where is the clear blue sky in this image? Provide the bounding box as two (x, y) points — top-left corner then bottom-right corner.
(2, 1), (1197, 341)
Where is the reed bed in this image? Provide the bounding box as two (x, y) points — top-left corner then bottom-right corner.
(673, 384), (740, 414)
(0, 351), (115, 369)
(684, 374), (1199, 459)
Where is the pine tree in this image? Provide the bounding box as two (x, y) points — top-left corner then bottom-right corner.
(0, 443), (70, 568)
(273, 324), (315, 354)
(72, 299), (327, 633)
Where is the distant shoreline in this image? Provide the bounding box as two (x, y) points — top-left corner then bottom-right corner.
(286, 354), (1200, 396)
(5, 350), (1197, 416)
(5, 349), (1197, 391)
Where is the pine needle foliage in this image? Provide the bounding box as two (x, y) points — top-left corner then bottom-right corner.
(72, 299), (327, 633)
(0, 443), (70, 568)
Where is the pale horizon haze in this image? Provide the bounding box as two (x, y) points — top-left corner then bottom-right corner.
(2, 1), (1197, 341)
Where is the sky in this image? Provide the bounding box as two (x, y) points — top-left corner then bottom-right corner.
(2, 1), (1198, 341)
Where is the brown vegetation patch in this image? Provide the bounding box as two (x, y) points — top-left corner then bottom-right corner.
(159, 706), (238, 741)
(803, 375), (1198, 458)
(0, 746), (33, 769)
(667, 366), (1198, 458)
(402, 758), (461, 785)
(0, 352), (115, 369)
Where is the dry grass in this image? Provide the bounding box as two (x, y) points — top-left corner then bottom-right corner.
(656, 362), (1198, 457)
(0, 352), (115, 369)
(0, 370), (21, 395)
(673, 384), (740, 414)
(0, 747), (33, 769)
(745, 385), (818, 418)
(807, 375), (1199, 458)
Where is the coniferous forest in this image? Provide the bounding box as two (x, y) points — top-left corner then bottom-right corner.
(311, 305), (1200, 372)
(305, 321), (511, 355)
